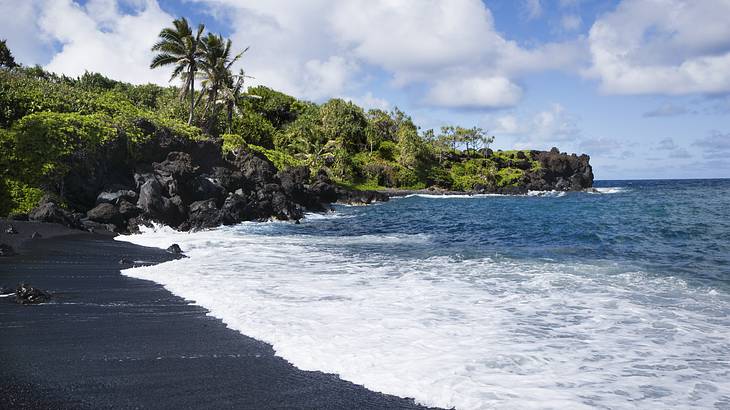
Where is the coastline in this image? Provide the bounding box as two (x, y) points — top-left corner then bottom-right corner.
(0, 221), (435, 409)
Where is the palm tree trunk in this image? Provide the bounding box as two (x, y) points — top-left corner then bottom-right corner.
(227, 101), (233, 134)
(188, 67), (195, 125)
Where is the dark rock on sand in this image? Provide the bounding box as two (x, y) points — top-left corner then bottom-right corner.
(28, 200), (81, 229)
(5, 224), (18, 234)
(31, 231), (42, 239)
(166, 244), (183, 254)
(0, 243), (18, 257)
(15, 283), (52, 305)
(86, 203), (125, 226)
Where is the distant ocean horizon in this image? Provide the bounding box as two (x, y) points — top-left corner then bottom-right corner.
(119, 179), (730, 409)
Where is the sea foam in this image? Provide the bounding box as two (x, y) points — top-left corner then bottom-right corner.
(117, 221), (730, 409)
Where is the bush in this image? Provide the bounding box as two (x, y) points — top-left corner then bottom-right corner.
(377, 140), (397, 161)
(12, 112), (117, 187)
(231, 110), (276, 148)
(248, 144), (302, 171)
(0, 178), (43, 216)
(222, 133), (246, 154)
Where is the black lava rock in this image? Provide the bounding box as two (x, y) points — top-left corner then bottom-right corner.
(0, 243), (17, 257)
(166, 244), (183, 254)
(15, 284), (52, 305)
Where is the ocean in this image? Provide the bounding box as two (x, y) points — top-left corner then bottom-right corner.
(118, 179), (730, 409)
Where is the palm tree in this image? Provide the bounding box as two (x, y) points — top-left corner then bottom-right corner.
(150, 17), (205, 125)
(218, 69), (259, 134)
(197, 33), (248, 132)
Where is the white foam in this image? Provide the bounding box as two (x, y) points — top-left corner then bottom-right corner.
(527, 190), (566, 197)
(117, 227), (730, 409)
(396, 193), (507, 199)
(590, 187), (627, 194)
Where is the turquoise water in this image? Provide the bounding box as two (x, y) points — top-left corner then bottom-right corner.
(121, 179), (730, 409)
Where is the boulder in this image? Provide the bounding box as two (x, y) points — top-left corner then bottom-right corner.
(188, 199), (220, 230)
(28, 201), (80, 229)
(0, 243), (17, 257)
(118, 199), (141, 219)
(31, 231), (42, 239)
(167, 244), (183, 254)
(188, 175), (226, 206)
(96, 189), (137, 205)
(15, 284), (51, 305)
(86, 203), (124, 226)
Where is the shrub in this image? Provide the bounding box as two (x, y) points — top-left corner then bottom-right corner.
(12, 112), (117, 187)
(231, 110), (276, 148)
(377, 140), (397, 161)
(0, 178), (43, 216)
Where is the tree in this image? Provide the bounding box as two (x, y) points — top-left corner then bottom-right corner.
(319, 99), (367, 153)
(150, 17), (205, 125)
(0, 39), (18, 69)
(196, 33), (247, 133)
(365, 109), (397, 153)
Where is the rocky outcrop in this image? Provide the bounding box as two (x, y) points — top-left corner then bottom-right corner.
(24, 134), (348, 233)
(525, 147), (593, 191)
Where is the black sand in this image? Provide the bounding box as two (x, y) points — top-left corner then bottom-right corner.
(0, 222), (434, 409)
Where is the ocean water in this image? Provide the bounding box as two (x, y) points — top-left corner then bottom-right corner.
(118, 179), (730, 409)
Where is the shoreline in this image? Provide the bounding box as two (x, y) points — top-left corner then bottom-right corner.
(0, 221), (435, 409)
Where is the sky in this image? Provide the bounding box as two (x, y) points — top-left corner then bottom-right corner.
(1, 0), (729, 180)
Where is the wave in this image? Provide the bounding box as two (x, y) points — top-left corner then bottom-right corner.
(527, 190), (566, 197)
(117, 226), (730, 410)
(590, 187), (627, 194)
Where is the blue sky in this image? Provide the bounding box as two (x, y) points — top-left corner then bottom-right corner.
(1, 0), (729, 180)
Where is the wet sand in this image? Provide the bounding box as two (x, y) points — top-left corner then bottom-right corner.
(0, 221), (434, 409)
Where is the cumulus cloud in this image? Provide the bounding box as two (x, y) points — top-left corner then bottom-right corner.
(42, 0), (175, 84)
(0, 0), (176, 84)
(490, 103), (580, 141)
(426, 76), (522, 109)
(0, 1), (54, 64)
(587, 0), (730, 95)
(193, 0), (585, 107)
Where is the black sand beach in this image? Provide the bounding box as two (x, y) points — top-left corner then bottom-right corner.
(0, 221), (434, 409)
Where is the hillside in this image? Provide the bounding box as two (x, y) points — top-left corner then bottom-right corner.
(0, 66), (592, 231)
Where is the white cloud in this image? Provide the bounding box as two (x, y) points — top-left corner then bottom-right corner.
(1, 0), (587, 108)
(490, 103), (579, 141)
(42, 0), (175, 84)
(340, 92), (390, 111)
(587, 0), (730, 95)
(0, 1), (53, 64)
(426, 76), (522, 109)
(195, 0), (585, 107)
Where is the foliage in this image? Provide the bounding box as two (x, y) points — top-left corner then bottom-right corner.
(319, 98), (368, 153)
(248, 144), (303, 171)
(11, 112), (117, 187)
(0, 39), (17, 68)
(150, 17), (206, 125)
(247, 86), (301, 128)
(230, 110), (275, 148)
(0, 178), (43, 215)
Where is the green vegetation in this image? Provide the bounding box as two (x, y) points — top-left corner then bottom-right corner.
(0, 19), (545, 216)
